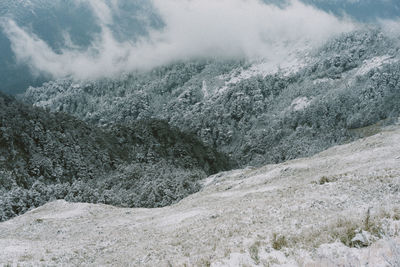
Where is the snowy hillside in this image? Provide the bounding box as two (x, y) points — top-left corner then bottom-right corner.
(1, 2), (400, 265)
(23, 29), (400, 167)
(1, 123), (399, 266)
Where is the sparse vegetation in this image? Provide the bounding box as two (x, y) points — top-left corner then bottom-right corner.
(286, 206), (400, 251)
(272, 233), (288, 250)
(364, 207), (372, 232)
(394, 209), (400, 221)
(338, 222), (359, 247)
(319, 176), (331, 185)
(249, 241), (261, 264)
(197, 258), (211, 267)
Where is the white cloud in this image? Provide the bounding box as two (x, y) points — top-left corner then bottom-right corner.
(379, 18), (400, 40)
(2, 0), (356, 80)
(73, 0), (114, 25)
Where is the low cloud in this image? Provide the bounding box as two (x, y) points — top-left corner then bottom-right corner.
(379, 18), (400, 40)
(2, 0), (356, 80)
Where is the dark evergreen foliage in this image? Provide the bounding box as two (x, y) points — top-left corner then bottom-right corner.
(0, 93), (230, 221)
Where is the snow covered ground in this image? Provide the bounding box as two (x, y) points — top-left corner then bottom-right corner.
(1, 124), (400, 266)
(355, 55), (398, 77)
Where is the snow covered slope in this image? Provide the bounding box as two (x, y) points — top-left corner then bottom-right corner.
(1, 122), (400, 266)
(22, 29), (400, 168)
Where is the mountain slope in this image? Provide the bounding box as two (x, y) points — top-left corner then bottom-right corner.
(1, 123), (399, 266)
(23, 29), (400, 167)
(0, 93), (230, 221)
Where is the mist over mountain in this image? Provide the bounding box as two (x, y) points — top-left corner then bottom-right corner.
(0, 0), (162, 94)
(23, 28), (400, 167)
(1, 0), (400, 94)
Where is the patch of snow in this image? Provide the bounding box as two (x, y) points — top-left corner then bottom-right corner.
(216, 50), (312, 96)
(212, 253), (255, 267)
(356, 55), (397, 76)
(201, 80), (209, 98)
(313, 77), (335, 85)
(351, 230), (377, 247)
(290, 97), (312, 111)
(40, 206), (86, 220)
(309, 238), (400, 267)
(223, 57), (307, 86)
(157, 209), (205, 227)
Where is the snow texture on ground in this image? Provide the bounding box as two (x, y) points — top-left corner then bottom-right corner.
(1, 124), (400, 266)
(355, 55), (398, 76)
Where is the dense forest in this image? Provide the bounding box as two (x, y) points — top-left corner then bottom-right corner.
(0, 93), (230, 221)
(24, 29), (400, 166)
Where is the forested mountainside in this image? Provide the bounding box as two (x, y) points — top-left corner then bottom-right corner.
(0, 93), (230, 221)
(24, 29), (400, 167)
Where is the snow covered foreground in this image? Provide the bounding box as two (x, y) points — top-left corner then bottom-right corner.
(1, 126), (400, 266)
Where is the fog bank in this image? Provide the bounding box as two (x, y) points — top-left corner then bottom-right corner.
(1, 0), (356, 80)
